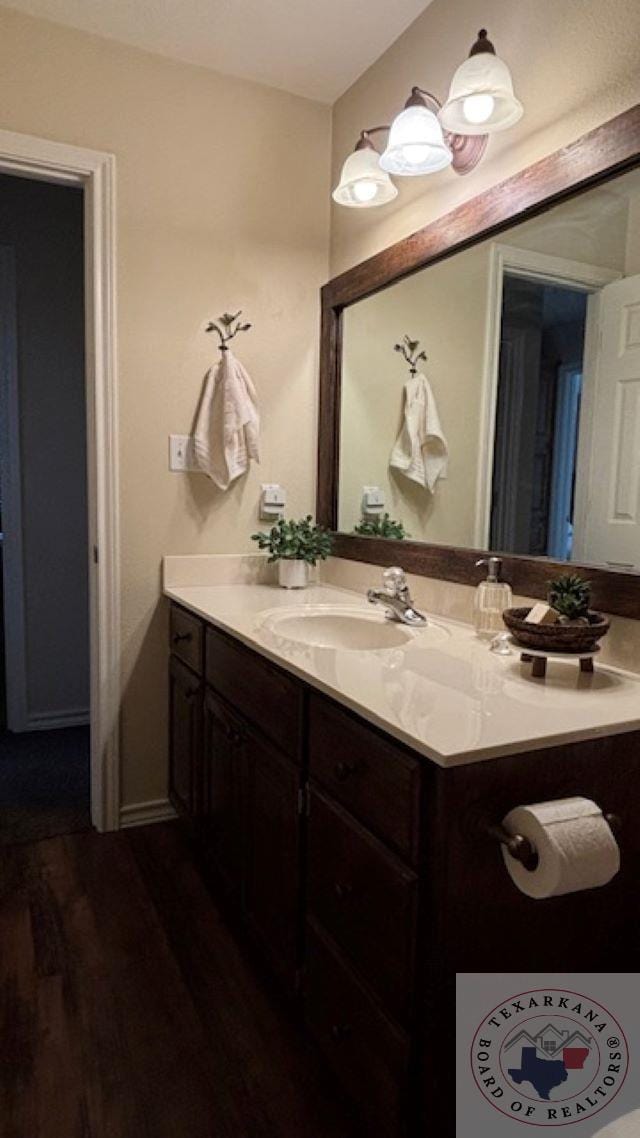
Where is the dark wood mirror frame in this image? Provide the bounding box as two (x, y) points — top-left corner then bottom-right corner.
(316, 104), (640, 620)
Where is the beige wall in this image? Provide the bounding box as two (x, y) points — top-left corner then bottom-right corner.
(330, 0), (640, 276)
(0, 5), (331, 808)
(339, 243), (489, 543)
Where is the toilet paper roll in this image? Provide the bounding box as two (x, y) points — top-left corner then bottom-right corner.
(501, 796), (620, 899)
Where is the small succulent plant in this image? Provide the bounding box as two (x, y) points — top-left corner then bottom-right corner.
(354, 513), (409, 539)
(548, 573), (591, 623)
(251, 516), (333, 565)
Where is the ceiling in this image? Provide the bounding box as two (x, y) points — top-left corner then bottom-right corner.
(5, 0), (434, 103)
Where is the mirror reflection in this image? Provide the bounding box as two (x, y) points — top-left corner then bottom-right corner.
(339, 166), (640, 571)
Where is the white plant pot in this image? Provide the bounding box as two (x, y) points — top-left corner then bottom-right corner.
(278, 560), (309, 589)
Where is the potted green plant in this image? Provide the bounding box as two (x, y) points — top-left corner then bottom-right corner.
(503, 573), (610, 652)
(547, 573), (591, 624)
(354, 513), (409, 539)
(251, 516), (333, 589)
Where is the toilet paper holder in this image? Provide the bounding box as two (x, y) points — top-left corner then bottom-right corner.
(489, 813), (621, 872)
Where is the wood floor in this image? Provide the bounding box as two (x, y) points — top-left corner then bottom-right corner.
(0, 727), (90, 845)
(0, 821), (357, 1138)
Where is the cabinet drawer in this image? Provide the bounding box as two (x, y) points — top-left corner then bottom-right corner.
(309, 695), (421, 865)
(170, 604), (204, 673)
(205, 626), (303, 762)
(307, 788), (417, 1025)
(304, 920), (410, 1138)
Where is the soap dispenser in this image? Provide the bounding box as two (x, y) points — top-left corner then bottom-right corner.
(474, 557), (512, 639)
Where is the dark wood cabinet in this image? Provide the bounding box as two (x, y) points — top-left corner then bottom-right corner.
(244, 728), (300, 989)
(169, 600), (640, 1138)
(205, 625), (303, 762)
(170, 603), (204, 672)
(201, 688), (246, 900)
(307, 786), (418, 1026)
(172, 611), (303, 994)
(304, 918), (411, 1138)
(168, 654), (202, 816)
(308, 693), (422, 865)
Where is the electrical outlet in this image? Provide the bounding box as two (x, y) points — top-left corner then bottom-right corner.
(169, 434), (198, 472)
(361, 485), (385, 518)
(260, 483), (286, 520)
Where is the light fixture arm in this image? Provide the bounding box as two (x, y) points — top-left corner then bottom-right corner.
(355, 126), (391, 152)
(404, 87), (442, 113)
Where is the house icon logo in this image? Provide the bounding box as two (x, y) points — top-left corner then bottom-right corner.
(470, 988), (629, 1127)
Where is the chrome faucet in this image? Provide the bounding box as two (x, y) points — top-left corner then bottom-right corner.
(367, 567), (427, 626)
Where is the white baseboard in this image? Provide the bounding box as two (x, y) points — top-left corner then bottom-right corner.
(26, 708), (90, 731)
(119, 797), (177, 829)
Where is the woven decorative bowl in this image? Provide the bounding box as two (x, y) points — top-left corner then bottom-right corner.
(502, 607), (610, 653)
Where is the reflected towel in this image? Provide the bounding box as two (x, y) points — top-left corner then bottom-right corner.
(193, 348), (260, 489)
(389, 372), (448, 492)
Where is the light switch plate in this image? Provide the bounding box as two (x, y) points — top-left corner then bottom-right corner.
(169, 434), (198, 472)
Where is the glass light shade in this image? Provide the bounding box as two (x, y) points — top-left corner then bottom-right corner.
(332, 146), (397, 208)
(439, 52), (523, 135)
(379, 104), (452, 175)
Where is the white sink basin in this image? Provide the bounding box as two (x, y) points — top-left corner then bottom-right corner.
(257, 604), (450, 652)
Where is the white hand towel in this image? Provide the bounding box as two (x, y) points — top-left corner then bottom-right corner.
(389, 372), (448, 492)
(193, 348), (260, 489)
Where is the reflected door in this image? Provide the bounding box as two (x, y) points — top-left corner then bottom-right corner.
(580, 275), (640, 570)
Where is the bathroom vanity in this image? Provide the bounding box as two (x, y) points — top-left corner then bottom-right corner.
(163, 106), (640, 1137)
(165, 582), (640, 1138)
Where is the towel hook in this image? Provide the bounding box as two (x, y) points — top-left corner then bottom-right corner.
(393, 334), (427, 376)
(206, 310), (252, 352)
(488, 814), (621, 873)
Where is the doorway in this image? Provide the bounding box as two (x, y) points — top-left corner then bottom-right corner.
(490, 276), (588, 558)
(0, 127), (119, 833)
(0, 173), (90, 843)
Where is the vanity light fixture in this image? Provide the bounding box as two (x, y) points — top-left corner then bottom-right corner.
(380, 90), (452, 176)
(332, 28), (522, 208)
(439, 29), (523, 135)
(332, 128), (398, 208)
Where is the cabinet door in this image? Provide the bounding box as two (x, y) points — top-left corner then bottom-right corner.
(244, 728), (300, 990)
(202, 689), (246, 899)
(169, 655), (202, 816)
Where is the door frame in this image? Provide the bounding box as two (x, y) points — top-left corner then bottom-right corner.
(547, 362), (583, 560)
(0, 128), (120, 832)
(474, 244), (620, 548)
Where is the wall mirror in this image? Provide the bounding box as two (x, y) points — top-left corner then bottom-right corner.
(318, 107), (640, 617)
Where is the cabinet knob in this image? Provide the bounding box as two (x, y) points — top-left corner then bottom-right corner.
(330, 1023), (352, 1042)
(173, 631), (193, 644)
(334, 760), (356, 781)
(333, 881), (353, 901)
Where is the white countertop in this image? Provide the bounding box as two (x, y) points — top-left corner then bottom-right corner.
(164, 581), (640, 768)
